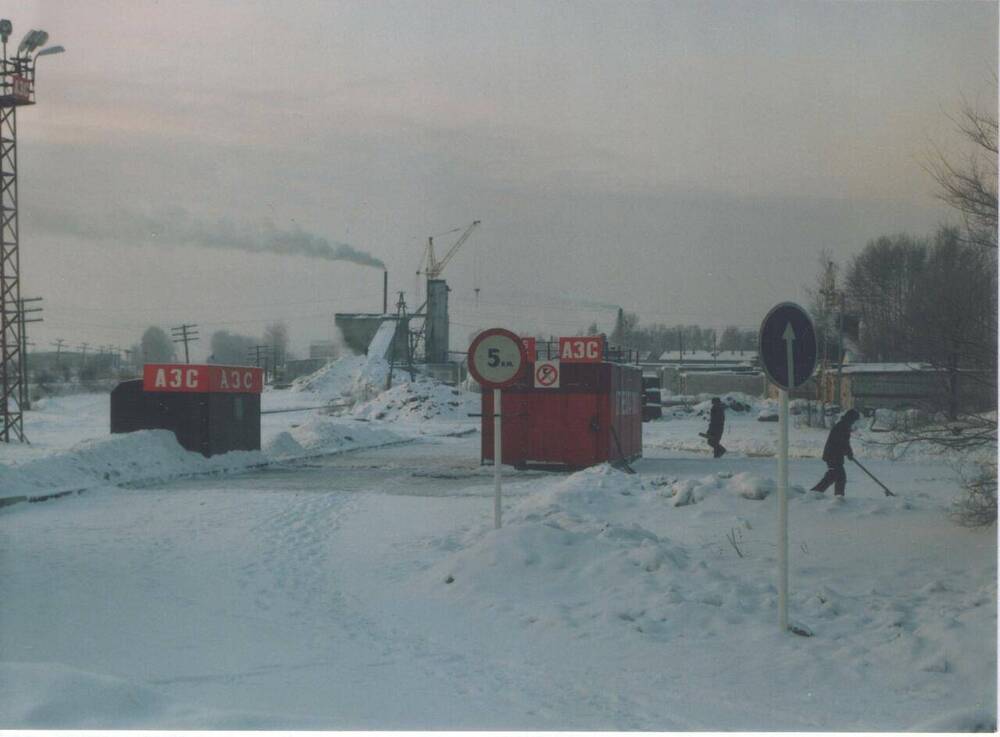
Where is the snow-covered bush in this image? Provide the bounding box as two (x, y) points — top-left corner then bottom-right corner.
(951, 464), (997, 528)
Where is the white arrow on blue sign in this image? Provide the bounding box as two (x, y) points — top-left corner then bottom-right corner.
(758, 302), (818, 390)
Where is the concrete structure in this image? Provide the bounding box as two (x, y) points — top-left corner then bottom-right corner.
(424, 279), (449, 364)
(680, 371), (766, 397)
(333, 313), (410, 363)
(659, 364), (766, 397)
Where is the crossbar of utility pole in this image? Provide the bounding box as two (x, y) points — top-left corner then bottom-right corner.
(171, 323), (199, 364)
(248, 345), (273, 383)
(17, 295), (40, 410)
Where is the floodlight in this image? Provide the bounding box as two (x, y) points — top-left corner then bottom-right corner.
(18, 29), (48, 55)
(16, 29), (35, 54)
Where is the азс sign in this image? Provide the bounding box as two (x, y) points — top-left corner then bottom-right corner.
(558, 336), (602, 363)
(143, 364), (264, 394)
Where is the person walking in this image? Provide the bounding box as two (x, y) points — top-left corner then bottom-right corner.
(705, 396), (727, 458)
(811, 408), (861, 496)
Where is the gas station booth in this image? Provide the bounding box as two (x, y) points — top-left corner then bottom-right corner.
(481, 336), (643, 470)
(111, 364), (264, 457)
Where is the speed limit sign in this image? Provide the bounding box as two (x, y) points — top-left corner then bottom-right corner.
(467, 328), (527, 389)
(467, 327), (527, 531)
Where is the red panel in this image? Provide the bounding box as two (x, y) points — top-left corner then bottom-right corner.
(481, 361), (641, 469)
(143, 364), (264, 394)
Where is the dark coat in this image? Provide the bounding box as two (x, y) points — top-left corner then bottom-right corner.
(708, 403), (725, 438)
(822, 412), (857, 465)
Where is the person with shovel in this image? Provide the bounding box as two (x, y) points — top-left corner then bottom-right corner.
(811, 408), (860, 496)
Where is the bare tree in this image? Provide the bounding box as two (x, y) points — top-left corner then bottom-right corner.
(926, 94), (998, 250)
(140, 326), (175, 364)
(916, 92), (998, 526)
(844, 234), (927, 361)
(263, 322), (290, 368)
(209, 330), (258, 365)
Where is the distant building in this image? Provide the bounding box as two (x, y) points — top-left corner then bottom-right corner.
(657, 349), (758, 369)
(309, 341), (339, 360)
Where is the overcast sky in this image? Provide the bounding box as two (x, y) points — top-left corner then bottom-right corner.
(10, 0), (999, 359)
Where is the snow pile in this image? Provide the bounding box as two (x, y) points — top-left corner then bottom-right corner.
(289, 353), (390, 405)
(0, 662), (299, 729)
(423, 465), (774, 639)
(667, 471), (780, 506)
(265, 413), (402, 459)
(0, 399), (407, 500)
(0, 430), (264, 498)
(351, 377), (477, 424)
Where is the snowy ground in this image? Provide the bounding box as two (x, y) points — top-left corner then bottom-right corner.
(0, 364), (995, 731)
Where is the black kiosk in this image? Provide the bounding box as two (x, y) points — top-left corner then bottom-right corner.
(111, 364), (264, 457)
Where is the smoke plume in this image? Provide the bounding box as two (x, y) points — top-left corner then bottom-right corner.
(40, 207), (386, 270)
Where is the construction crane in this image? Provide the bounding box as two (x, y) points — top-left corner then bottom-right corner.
(417, 220), (481, 282)
(411, 219), (480, 364)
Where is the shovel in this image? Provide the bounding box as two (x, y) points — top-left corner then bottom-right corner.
(851, 457), (896, 497)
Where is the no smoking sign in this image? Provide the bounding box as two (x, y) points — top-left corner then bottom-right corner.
(534, 359), (560, 388)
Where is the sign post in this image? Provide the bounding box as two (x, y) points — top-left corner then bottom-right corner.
(759, 303), (817, 633)
(493, 388), (502, 526)
(467, 328), (528, 529)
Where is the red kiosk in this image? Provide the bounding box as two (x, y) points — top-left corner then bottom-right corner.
(111, 364), (264, 457)
(480, 335), (642, 469)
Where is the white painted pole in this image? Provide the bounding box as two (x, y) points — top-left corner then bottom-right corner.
(494, 387), (502, 529)
(778, 386), (789, 632)
(779, 323), (795, 632)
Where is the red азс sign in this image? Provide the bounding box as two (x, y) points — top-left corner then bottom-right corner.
(558, 336), (603, 363)
(521, 336), (536, 363)
(143, 364), (264, 394)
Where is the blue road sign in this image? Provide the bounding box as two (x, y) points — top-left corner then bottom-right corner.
(759, 302), (818, 390)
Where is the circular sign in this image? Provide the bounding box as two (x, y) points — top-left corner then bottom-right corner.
(467, 328), (528, 389)
(534, 360), (559, 388)
(758, 302), (818, 389)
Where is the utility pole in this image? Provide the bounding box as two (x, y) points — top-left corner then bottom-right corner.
(0, 20), (64, 442)
(818, 260), (839, 428)
(171, 324), (199, 364)
(835, 291), (845, 408)
(17, 295), (40, 409)
(248, 345), (272, 383)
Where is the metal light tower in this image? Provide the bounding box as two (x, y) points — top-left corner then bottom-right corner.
(0, 21), (62, 441)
